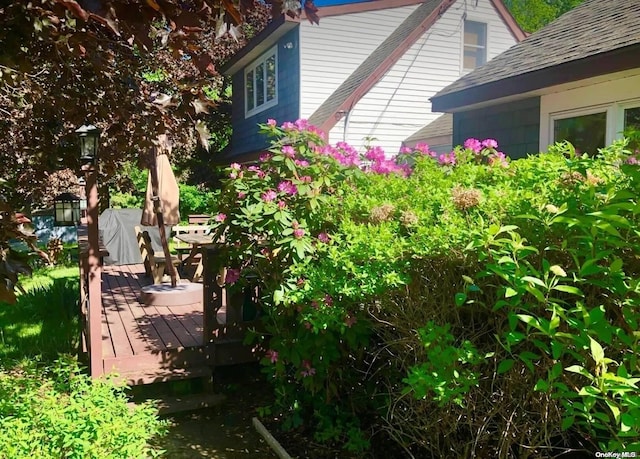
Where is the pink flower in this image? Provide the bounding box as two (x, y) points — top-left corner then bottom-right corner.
(259, 153), (272, 162)
(481, 138), (498, 149)
(225, 268), (241, 285)
(215, 213), (226, 222)
(344, 314), (357, 328)
(293, 228), (305, 239)
(627, 156), (640, 165)
(277, 181), (298, 195)
(300, 360), (316, 377)
(399, 146), (412, 154)
(237, 191), (246, 199)
(294, 119), (309, 130)
(438, 152), (456, 166)
(282, 145), (296, 158)
(488, 151), (509, 168)
(365, 146), (386, 162)
(230, 162), (241, 170)
(277, 200), (287, 209)
(324, 294), (333, 306)
(317, 232), (329, 243)
(464, 138), (482, 153)
(262, 190), (277, 202)
(267, 118), (277, 127)
(294, 159), (309, 167)
(415, 143), (433, 156)
(266, 349), (278, 363)
(299, 175), (312, 183)
(281, 121), (296, 130)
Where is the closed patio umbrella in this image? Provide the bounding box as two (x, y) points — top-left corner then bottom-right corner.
(141, 136), (180, 287)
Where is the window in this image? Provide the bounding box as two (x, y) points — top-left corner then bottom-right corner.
(463, 21), (487, 71)
(245, 47), (278, 117)
(553, 111), (607, 155)
(624, 106), (640, 132)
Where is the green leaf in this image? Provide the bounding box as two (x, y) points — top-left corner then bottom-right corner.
(273, 289), (284, 305)
(497, 359), (514, 374)
(522, 276), (546, 288)
(552, 285), (584, 296)
(589, 336), (605, 364)
(565, 365), (593, 380)
(505, 287), (518, 298)
(534, 379), (549, 391)
(454, 292), (467, 306)
(561, 416), (575, 431)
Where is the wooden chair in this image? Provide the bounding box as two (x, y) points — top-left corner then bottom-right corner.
(134, 226), (182, 284)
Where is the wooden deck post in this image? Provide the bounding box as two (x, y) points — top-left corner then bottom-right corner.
(83, 164), (103, 378)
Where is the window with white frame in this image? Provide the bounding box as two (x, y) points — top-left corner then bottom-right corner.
(245, 46), (278, 117)
(553, 110), (607, 155)
(624, 106), (640, 132)
(463, 21), (487, 71)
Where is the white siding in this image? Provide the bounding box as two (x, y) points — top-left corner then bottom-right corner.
(328, 0), (518, 155)
(299, 5), (419, 119)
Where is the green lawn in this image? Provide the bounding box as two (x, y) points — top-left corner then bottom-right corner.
(0, 266), (80, 364)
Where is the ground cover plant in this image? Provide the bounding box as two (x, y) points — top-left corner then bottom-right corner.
(0, 266), (166, 458)
(211, 121), (640, 457)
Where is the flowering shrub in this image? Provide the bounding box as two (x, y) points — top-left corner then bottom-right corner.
(212, 122), (640, 455)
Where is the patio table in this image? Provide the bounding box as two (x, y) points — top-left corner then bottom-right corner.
(174, 233), (216, 281)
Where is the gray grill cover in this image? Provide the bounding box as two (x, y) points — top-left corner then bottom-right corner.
(99, 208), (171, 266)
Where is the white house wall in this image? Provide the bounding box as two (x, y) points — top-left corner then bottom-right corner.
(330, 0), (518, 154)
(539, 70), (640, 151)
(299, 5), (419, 121)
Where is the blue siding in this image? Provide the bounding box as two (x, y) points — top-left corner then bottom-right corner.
(229, 28), (300, 159)
(452, 97), (540, 159)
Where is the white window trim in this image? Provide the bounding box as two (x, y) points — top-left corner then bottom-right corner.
(549, 104), (613, 149)
(461, 19), (488, 74)
(244, 46), (278, 118)
(539, 72), (640, 151)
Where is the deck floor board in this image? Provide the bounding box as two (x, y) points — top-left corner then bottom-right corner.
(100, 264), (205, 377)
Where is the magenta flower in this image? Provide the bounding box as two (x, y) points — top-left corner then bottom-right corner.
(237, 191), (246, 200)
(300, 360), (316, 377)
(230, 162), (241, 170)
(365, 146), (386, 162)
(266, 349), (278, 363)
(262, 190), (277, 202)
(464, 138), (482, 153)
(293, 228), (305, 239)
(225, 268), (241, 285)
(282, 145), (296, 158)
(294, 119), (309, 130)
(481, 138), (498, 149)
(215, 213), (226, 222)
(294, 159), (309, 167)
(281, 121), (296, 130)
(277, 200), (286, 209)
(267, 118), (277, 127)
(438, 152), (457, 166)
(415, 143), (433, 156)
(399, 146), (412, 154)
(317, 232), (330, 243)
(277, 181), (298, 195)
(259, 153), (272, 162)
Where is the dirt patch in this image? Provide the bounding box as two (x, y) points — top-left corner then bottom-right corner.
(146, 364), (277, 458)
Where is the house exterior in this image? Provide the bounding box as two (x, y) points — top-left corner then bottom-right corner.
(219, 0), (524, 162)
(430, 0), (640, 158)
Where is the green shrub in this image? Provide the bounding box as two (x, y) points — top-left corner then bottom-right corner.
(212, 122), (640, 456)
(0, 357), (165, 459)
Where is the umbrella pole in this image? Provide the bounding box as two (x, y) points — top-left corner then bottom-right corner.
(149, 147), (178, 287)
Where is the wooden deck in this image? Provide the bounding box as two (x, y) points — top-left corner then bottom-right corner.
(100, 264), (214, 385)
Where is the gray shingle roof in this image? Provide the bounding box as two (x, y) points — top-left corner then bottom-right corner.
(433, 0), (640, 100)
(403, 113), (452, 143)
(308, 0), (447, 128)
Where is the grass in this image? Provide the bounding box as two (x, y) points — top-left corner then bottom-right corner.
(0, 265), (80, 364)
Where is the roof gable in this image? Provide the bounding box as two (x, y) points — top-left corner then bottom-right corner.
(308, 0), (523, 132)
(432, 0), (640, 111)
